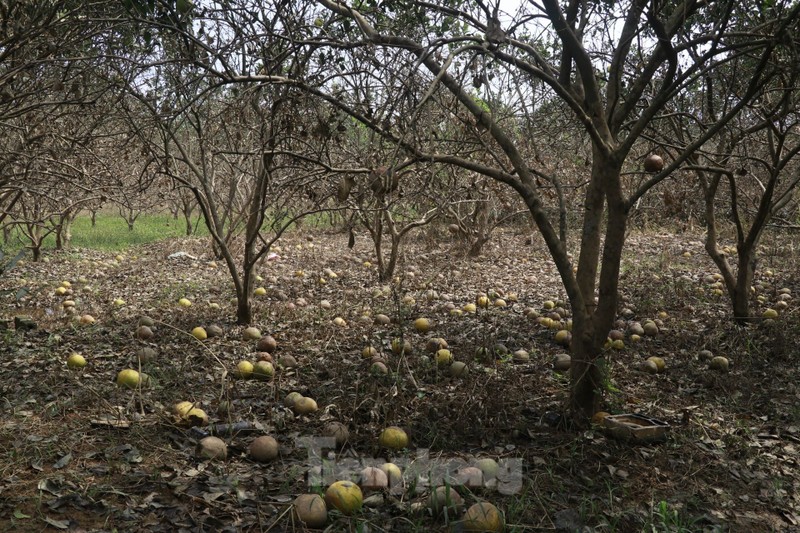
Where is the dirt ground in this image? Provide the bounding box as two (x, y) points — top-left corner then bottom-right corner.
(1, 226), (799, 532)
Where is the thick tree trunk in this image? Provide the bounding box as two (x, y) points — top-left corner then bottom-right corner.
(467, 233), (490, 257)
(731, 246), (757, 323)
(570, 154), (626, 424)
(236, 290), (253, 325)
(55, 218), (72, 250)
(569, 324), (604, 421)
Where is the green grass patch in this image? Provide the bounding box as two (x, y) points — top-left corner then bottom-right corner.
(2, 212), (208, 253)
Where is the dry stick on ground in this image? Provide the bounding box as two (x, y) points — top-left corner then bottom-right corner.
(264, 503), (295, 532)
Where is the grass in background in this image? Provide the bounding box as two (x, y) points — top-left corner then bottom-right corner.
(2, 212), (209, 253)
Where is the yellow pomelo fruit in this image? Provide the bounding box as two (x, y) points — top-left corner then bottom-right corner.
(324, 480), (363, 516)
(378, 426), (409, 450)
(185, 408), (208, 427)
(435, 349), (453, 366)
(174, 401), (194, 416)
(67, 353), (86, 369)
(116, 369), (140, 389)
(647, 356), (666, 372)
(252, 360), (274, 380)
(235, 360), (254, 379)
(762, 308), (779, 319)
(243, 327), (261, 340)
(284, 391), (303, 408)
(413, 317), (431, 332)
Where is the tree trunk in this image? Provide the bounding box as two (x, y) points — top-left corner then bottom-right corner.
(381, 235), (400, 282)
(731, 245), (757, 323)
(467, 232), (490, 257)
(570, 154), (627, 424)
(569, 324), (604, 422)
(55, 217), (72, 250)
(236, 288), (253, 325)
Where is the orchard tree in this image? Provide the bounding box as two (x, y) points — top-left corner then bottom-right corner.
(675, 78), (800, 322)
(644, 17), (800, 323)
(0, 0), (138, 249)
(309, 0), (800, 422)
(115, 0), (345, 324)
(122, 0), (799, 421)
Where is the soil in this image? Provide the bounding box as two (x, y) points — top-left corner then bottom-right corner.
(1, 227), (799, 532)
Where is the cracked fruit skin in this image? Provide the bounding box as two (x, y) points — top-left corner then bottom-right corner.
(378, 426), (409, 450)
(324, 480), (363, 515)
(462, 502), (505, 532)
(293, 493), (327, 527)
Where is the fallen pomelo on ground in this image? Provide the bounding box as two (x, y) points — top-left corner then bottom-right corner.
(116, 369), (140, 389)
(185, 408), (208, 427)
(414, 317), (431, 332)
(462, 502), (505, 531)
(379, 426), (409, 450)
(379, 463), (403, 490)
(322, 421), (350, 448)
(293, 494), (327, 528)
(249, 436), (279, 462)
(196, 436), (227, 460)
(252, 360), (274, 380)
(436, 349), (453, 366)
(284, 391), (303, 408)
(174, 401), (195, 417)
(67, 353), (86, 369)
(293, 396), (318, 415)
(428, 485), (463, 515)
(324, 480), (363, 515)
(359, 466), (389, 491)
(235, 360), (254, 378)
